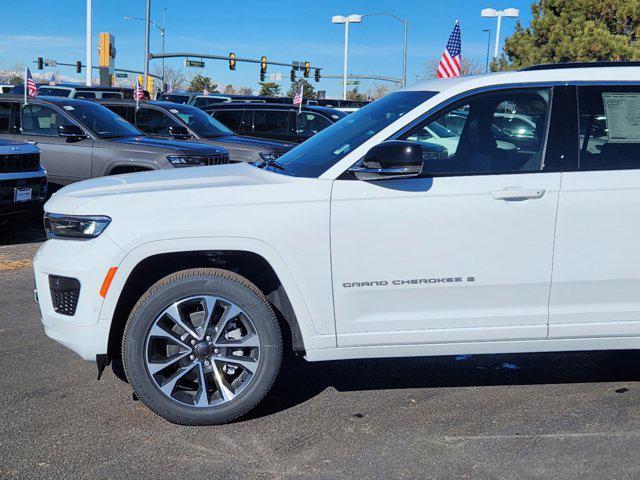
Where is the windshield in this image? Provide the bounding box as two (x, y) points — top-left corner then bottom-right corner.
(158, 94), (191, 104)
(38, 87), (72, 97)
(61, 101), (143, 138)
(274, 91), (438, 177)
(168, 104), (234, 137)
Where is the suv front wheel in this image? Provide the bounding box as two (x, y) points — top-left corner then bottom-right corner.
(122, 268), (282, 425)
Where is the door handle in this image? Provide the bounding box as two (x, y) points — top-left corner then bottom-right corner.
(490, 188), (546, 201)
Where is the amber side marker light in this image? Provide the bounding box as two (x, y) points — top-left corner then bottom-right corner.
(100, 267), (118, 298)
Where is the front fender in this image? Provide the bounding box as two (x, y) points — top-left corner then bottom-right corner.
(98, 236), (336, 352)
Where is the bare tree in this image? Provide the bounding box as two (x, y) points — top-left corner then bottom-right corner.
(153, 65), (187, 90)
(223, 84), (236, 95)
(237, 86), (253, 95)
(369, 84), (390, 100)
(422, 58), (484, 80)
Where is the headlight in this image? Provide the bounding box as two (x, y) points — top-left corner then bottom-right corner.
(44, 213), (111, 240)
(167, 155), (206, 167)
(259, 152), (283, 162)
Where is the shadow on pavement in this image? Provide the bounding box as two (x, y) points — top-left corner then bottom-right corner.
(247, 349), (640, 420)
(0, 212), (46, 246)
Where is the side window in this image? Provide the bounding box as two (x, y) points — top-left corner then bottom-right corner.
(135, 108), (179, 135)
(296, 112), (332, 135)
(0, 102), (13, 133)
(101, 92), (123, 99)
(252, 110), (292, 135)
(400, 88), (551, 176)
(212, 110), (244, 131)
(74, 91), (96, 99)
(578, 85), (640, 171)
(21, 105), (70, 136)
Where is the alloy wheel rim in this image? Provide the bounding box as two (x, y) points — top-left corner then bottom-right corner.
(144, 295), (260, 408)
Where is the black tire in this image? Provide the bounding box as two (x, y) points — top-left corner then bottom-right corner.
(122, 268), (282, 425)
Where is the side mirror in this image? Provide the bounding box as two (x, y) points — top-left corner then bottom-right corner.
(58, 124), (86, 139)
(349, 140), (425, 181)
(168, 125), (191, 139)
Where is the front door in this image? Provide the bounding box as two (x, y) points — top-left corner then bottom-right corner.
(17, 104), (93, 186)
(331, 87), (563, 347)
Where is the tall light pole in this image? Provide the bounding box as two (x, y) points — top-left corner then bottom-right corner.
(358, 13), (408, 87)
(481, 8), (519, 59)
(144, 0), (151, 88)
(332, 14), (362, 100)
(483, 28), (491, 73)
(86, 0), (92, 86)
(124, 9), (166, 88)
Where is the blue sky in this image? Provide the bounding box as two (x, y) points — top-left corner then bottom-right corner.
(0, 0), (534, 97)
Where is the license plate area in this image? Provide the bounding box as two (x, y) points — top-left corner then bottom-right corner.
(14, 187), (32, 203)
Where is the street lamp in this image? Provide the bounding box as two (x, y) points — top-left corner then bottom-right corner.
(482, 28), (491, 73)
(481, 7), (519, 58)
(332, 14), (362, 100)
(359, 13), (408, 88)
(124, 7), (166, 88)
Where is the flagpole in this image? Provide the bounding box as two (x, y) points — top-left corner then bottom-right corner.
(24, 67), (27, 105)
(298, 85), (303, 113)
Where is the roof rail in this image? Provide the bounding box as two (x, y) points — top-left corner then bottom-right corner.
(522, 61), (640, 71)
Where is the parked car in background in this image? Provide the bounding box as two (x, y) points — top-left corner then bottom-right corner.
(157, 92), (291, 108)
(203, 102), (347, 143)
(98, 99), (294, 163)
(0, 96), (230, 189)
(36, 84), (151, 100)
(0, 139), (46, 226)
(0, 85), (14, 94)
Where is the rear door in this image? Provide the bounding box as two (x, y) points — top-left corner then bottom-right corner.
(17, 104), (93, 186)
(549, 84), (640, 338)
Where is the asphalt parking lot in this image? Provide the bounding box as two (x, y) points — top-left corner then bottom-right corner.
(2, 218), (640, 479)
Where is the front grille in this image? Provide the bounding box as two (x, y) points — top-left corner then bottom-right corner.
(0, 153), (40, 173)
(49, 275), (81, 316)
(202, 153), (231, 166)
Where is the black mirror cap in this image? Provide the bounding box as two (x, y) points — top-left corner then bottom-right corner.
(362, 140), (425, 170)
(168, 125), (191, 139)
(58, 124), (86, 138)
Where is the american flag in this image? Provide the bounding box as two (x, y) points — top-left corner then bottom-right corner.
(26, 68), (38, 97)
(134, 78), (145, 100)
(437, 21), (462, 79)
(293, 85), (303, 106)
(203, 88), (210, 96)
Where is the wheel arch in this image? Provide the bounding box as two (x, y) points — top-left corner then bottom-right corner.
(106, 248), (307, 378)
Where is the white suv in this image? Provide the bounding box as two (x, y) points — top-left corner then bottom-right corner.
(34, 63), (640, 424)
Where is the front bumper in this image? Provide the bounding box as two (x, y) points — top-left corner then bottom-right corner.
(33, 233), (125, 361)
(0, 170), (47, 217)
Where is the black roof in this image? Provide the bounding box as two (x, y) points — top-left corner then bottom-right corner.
(201, 102), (347, 117)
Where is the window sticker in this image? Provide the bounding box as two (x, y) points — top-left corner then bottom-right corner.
(602, 93), (640, 143)
(63, 105), (75, 111)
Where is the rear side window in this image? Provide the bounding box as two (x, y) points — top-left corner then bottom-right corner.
(578, 85), (640, 171)
(74, 91), (96, 99)
(101, 92), (123, 99)
(252, 110), (292, 135)
(0, 102), (12, 133)
(106, 105), (134, 123)
(212, 110), (244, 131)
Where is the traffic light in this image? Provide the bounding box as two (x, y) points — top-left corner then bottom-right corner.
(314, 69), (321, 82)
(76, 61), (82, 73)
(229, 52), (236, 70)
(37, 57), (43, 70)
(260, 56), (267, 82)
(304, 62), (310, 78)
(290, 69), (296, 82)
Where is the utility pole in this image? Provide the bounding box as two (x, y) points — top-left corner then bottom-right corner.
(144, 0), (151, 87)
(86, 0), (92, 86)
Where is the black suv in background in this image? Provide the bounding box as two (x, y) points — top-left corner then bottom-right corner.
(202, 103), (347, 143)
(98, 100), (293, 163)
(157, 92), (292, 108)
(0, 96), (230, 188)
(0, 139), (46, 225)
